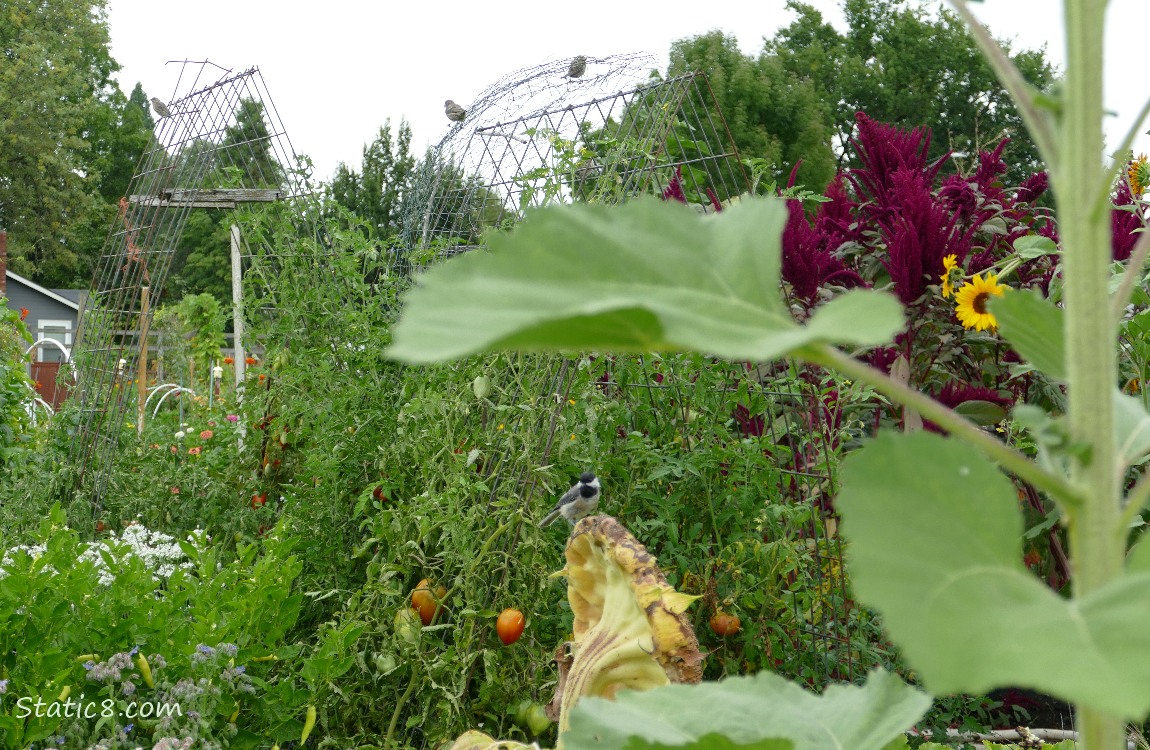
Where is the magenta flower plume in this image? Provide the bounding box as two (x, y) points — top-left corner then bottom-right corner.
(1112, 179), (1145, 261)
(1015, 171), (1049, 205)
(662, 166), (687, 204)
(781, 199), (863, 306)
(848, 112), (950, 218)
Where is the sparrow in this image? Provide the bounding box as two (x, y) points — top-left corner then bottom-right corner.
(564, 55), (587, 79)
(150, 97), (171, 118)
(539, 472), (600, 527)
(444, 99), (467, 122)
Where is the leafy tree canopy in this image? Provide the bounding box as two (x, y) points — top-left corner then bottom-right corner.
(768, 0), (1056, 184)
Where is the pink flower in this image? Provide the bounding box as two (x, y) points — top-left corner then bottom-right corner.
(170, 445), (178, 454)
(171, 486), (180, 494)
(200, 430), (213, 440)
(188, 446), (202, 456)
(226, 414), (239, 423)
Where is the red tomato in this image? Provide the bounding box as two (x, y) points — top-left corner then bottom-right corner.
(709, 612), (741, 637)
(496, 608), (526, 646)
(250, 492), (267, 509)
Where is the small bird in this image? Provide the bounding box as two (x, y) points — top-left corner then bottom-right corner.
(564, 55), (587, 79)
(150, 97), (171, 118)
(539, 472), (600, 527)
(444, 99), (467, 122)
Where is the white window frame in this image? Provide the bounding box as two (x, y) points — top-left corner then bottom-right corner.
(36, 319), (73, 363)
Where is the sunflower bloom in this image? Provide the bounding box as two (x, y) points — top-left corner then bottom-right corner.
(1129, 153), (1150, 199)
(954, 273), (1006, 332)
(940, 254), (960, 298)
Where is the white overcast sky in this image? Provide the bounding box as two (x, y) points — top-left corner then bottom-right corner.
(106, 0), (1150, 183)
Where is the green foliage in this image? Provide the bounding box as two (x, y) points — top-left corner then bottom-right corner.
(328, 118), (417, 243)
(767, 0), (1055, 185)
(0, 300), (34, 468)
(154, 293), (227, 389)
(565, 669), (928, 750)
(0, 505), (302, 748)
(667, 31), (836, 191)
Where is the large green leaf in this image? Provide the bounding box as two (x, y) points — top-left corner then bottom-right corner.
(563, 669), (929, 750)
(837, 431), (1150, 718)
(386, 199), (903, 363)
(991, 290), (1065, 380)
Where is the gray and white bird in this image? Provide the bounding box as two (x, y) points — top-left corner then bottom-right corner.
(539, 472), (600, 527)
(564, 55), (587, 79)
(150, 97), (171, 118)
(444, 99), (467, 122)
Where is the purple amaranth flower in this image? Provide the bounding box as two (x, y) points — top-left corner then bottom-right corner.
(662, 166), (687, 204)
(733, 404), (765, 438)
(780, 199), (863, 305)
(878, 169), (972, 304)
(925, 382), (1013, 434)
(939, 174), (977, 222)
(813, 174), (861, 250)
(847, 112), (950, 218)
(971, 138), (1009, 191)
(1112, 179), (1145, 261)
(1015, 171), (1049, 204)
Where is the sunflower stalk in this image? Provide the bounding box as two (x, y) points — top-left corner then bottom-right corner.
(949, 1), (1125, 748)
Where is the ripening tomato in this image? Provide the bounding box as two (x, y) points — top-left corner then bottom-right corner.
(411, 578), (447, 626)
(373, 485), (387, 502)
(250, 492), (267, 509)
(709, 612), (741, 637)
(496, 608), (526, 646)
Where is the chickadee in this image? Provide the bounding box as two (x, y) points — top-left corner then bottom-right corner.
(444, 99), (467, 122)
(150, 97), (171, 118)
(564, 55), (587, 79)
(539, 472), (600, 527)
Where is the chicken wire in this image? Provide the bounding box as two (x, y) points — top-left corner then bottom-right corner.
(70, 61), (308, 504)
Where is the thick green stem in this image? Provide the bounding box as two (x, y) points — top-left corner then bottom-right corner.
(800, 344), (1082, 509)
(1059, 2), (1125, 748)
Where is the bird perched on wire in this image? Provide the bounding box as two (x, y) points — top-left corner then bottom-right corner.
(444, 99), (467, 122)
(150, 97), (171, 118)
(564, 55), (587, 79)
(539, 472), (600, 527)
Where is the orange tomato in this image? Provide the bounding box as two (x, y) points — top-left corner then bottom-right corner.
(250, 492), (267, 509)
(496, 608), (526, 646)
(709, 612), (741, 637)
(411, 578), (447, 626)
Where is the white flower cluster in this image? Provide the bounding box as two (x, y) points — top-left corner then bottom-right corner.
(0, 525), (193, 587)
(78, 525), (193, 585)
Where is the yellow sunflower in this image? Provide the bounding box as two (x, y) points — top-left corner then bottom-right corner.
(954, 273), (1006, 332)
(1129, 153), (1150, 199)
(940, 254), (960, 298)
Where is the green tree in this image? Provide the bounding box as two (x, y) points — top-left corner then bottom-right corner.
(0, 0), (122, 286)
(768, 0), (1056, 183)
(667, 31), (837, 191)
(328, 119), (416, 243)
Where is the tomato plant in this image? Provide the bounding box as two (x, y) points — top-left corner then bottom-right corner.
(496, 608), (525, 646)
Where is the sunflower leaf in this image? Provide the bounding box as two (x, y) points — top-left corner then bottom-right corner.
(837, 430), (1150, 718)
(991, 290), (1065, 380)
(564, 669), (928, 750)
(386, 198), (903, 363)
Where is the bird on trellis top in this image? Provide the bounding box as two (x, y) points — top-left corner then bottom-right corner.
(564, 55), (587, 79)
(444, 99), (467, 122)
(150, 97), (171, 118)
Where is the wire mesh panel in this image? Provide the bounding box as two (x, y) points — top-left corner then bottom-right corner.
(70, 62), (308, 503)
(401, 57), (748, 259)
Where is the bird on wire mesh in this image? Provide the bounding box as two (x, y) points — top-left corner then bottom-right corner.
(564, 55), (587, 79)
(444, 99), (467, 122)
(150, 97), (171, 118)
(539, 472), (601, 527)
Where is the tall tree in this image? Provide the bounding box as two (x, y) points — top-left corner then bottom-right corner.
(328, 119), (416, 244)
(0, 0), (122, 286)
(768, 0), (1056, 184)
(666, 31), (837, 191)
